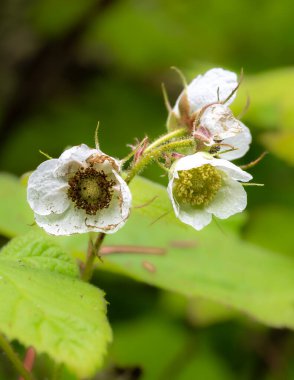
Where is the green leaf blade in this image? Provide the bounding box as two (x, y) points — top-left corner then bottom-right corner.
(1, 173), (294, 330)
(1, 232), (79, 278)
(0, 235), (112, 377)
(0, 173), (33, 237)
(101, 177), (294, 329)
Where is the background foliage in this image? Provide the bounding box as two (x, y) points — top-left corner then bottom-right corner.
(0, 0), (293, 379)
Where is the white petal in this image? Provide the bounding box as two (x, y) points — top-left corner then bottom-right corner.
(34, 171), (132, 235)
(112, 170), (132, 221)
(57, 144), (120, 177)
(219, 123), (252, 160)
(167, 176), (212, 230)
(173, 68), (238, 116)
(172, 152), (252, 182)
(27, 159), (70, 216)
(92, 157), (121, 175)
(59, 144), (100, 163)
(206, 176), (247, 219)
(200, 104), (243, 141)
(211, 157), (252, 182)
(35, 206), (91, 235)
(178, 206), (212, 231)
(172, 152), (215, 173)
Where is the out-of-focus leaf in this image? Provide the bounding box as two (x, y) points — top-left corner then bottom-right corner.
(2, 173), (294, 330)
(28, 0), (96, 38)
(0, 173), (33, 237)
(0, 78), (164, 176)
(0, 234), (112, 377)
(232, 68), (294, 131)
(84, 1), (294, 72)
(244, 205), (293, 257)
(159, 292), (236, 326)
(260, 130), (294, 166)
(111, 314), (234, 380)
(110, 315), (186, 380)
(100, 177), (294, 330)
(177, 345), (234, 380)
(186, 297), (237, 327)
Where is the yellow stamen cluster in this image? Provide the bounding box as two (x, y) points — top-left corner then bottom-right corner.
(173, 164), (222, 206)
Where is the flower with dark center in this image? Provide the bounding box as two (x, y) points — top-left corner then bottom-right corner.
(67, 167), (115, 215)
(27, 144), (132, 235)
(168, 152), (252, 230)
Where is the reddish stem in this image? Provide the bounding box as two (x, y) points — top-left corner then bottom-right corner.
(19, 347), (36, 380)
(100, 245), (166, 256)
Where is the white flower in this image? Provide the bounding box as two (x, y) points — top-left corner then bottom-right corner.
(167, 68), (251, 160)
(27, 144), (132, 235)
(173, 68), (238, 117)
(199, 104), (252, 160)
(167, 152), (252, 230)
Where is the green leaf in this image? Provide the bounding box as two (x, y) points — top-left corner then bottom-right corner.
(0, 173), (33, 237)
(0, 231), (79, 277)
(28, 0), (96, 38)
(260, 130), (294, 166)
(231, 68), (294, 132)
(100, 177), (294, 329)
(244, 205), (294, 257)
(0, 234), (112, 377)
(110, 313), (234, 380)
(229, 68), (294, 165)
(1, 173), (294, 330)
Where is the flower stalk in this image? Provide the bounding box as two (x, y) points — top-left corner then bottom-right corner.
(81, 131), (193, 281)
(82, 232), (106, 282)
(144, 128), (187, 153)
(125, 137), (195, 184)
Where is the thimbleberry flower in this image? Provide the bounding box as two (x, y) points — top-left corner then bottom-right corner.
(167, 152), (252, 230)
(167, 68), (251, 160)
(199, 104), (252, 160)
(27, 144), (132, 235)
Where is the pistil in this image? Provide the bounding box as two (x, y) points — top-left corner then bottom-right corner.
(173, 164), (222, 206)
(68, 167), (115, 215)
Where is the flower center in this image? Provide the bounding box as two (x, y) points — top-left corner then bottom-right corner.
(67, 167), (115, 215)
(173, 164), (222, 206)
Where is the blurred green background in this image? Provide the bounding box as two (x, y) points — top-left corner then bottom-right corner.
(0, 0), (293, 379)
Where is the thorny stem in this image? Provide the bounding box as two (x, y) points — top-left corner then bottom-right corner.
(125, 138), (195, 184)
(0, 334), (35, 380)
(82, 232), (106, 282)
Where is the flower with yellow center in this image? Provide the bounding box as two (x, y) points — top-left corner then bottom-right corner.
(168, 152), (252, 230)
(27, 144), (132, 235)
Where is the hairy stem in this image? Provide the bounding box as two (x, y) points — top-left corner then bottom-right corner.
(81, 232), (106, 282)
(0, 334), (35, 380)
(144, 128), (187, 153)
(125, 138), (195, 184)
(82, 130), (191, 282)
